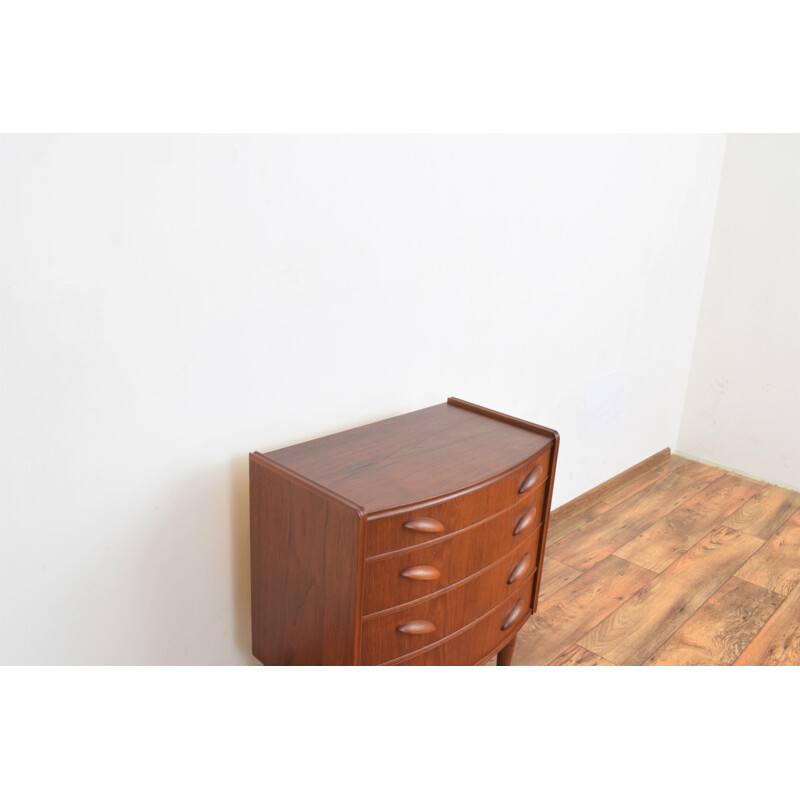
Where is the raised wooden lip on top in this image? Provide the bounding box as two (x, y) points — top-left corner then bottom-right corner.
(257, 397), (558, 516)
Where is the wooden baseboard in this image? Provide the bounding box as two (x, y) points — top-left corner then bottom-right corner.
(550, 448), (671, 526)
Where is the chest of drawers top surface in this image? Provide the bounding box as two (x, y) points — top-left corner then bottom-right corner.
(264, 399), (553, 513)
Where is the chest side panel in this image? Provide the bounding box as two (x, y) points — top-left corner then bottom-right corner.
(250, 453), (364, 665)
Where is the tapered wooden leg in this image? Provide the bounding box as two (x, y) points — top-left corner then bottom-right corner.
(497, 636), (517, 666)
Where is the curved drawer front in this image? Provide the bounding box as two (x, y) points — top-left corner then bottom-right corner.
(361, 536), (539, 665)
(395, 574), (536, 666)
(362, 485), (546, 616)
(364, 445), (552, 558)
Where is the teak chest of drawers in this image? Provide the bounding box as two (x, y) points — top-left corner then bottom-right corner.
(249, 397), (559, 666)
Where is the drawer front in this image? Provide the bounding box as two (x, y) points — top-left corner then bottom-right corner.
(362, 484), (546, 616)
(395, 574), (536, 666)
(364, 445), (552, 558)
(361, 535), (539, 665)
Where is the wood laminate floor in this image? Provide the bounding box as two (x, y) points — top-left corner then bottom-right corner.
(512, 454), (800, 666)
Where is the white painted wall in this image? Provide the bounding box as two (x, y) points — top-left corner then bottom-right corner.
(678, 134), (800, 490)
(0, 135), (725, 664)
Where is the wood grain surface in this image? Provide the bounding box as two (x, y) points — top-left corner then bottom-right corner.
(509, 456), (800, 666)
(252, 399), (559, 666)
(546, 502), (613, 546)
(580, 525), (763, 664)
(644, 577), (783, 665)
(735, 580), (800, 665)
(362, 500), (542, 614)
(675, 460), (728, 484)
(361, 534), (538, 665)
(615, 473), (762, 572)
(723, 484), (800, 539)
(537, 556), (582, 602)
(265, 401), (552, 512)
(513, 555), (655, 666)
(547, 471), (705, 571)
(364, 461), (549, 558)
(600, 453), (688, 507)
(548, 643), (614, 666)
(396, 576), (536, 665)
(735, 508), (800, 595)
(549, 448), (672, 524)
(249, 454), (365, 665)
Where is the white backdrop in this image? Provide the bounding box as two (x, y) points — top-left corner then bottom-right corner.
(679, 134), (800, 489)
(1, 135), (725, 663)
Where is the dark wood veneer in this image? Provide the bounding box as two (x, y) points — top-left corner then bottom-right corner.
(249, 398), (559, 665)
(361, 496), (545, 615)
(249, 455), (366, 665)
(361, 535), (538, 665)
(267, 401), (553, 512)
(394, 576), (537, 666)
(364, 446), (551, 558)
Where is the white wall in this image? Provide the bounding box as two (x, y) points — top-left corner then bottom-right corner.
(679, 134), (800, 490)
(0, 135), (725, 664)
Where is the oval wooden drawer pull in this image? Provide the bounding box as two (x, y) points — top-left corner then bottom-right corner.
(513, 506), (537, 536)
(402, 517), (446, 534)
(507, 553), (533, 584)
(397, 620), (436, 635)
(400, 565), (441, 581)
(501, 599), (526, 631)
(519, 465), (543, 493)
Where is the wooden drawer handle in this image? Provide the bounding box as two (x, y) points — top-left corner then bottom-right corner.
(402, 517), (445, 534)
(400, 565), (441, 581)
(519, 465), (543, 493)
(513, 506), (537, 536)
(508, 553), (533, 584)
(501, 599), (526, 631)
(397, 620), (436, 635)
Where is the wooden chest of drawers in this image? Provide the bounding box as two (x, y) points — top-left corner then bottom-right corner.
(249, 397), (559, 665)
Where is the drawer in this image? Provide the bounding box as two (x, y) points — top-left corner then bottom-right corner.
(361, 535), (538, 665)
(364, 445), (552, 557)
(362, 484), (546, 615)
(395, 574), (536, 666)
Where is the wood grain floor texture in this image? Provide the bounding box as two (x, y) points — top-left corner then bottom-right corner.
(514, 454), (800, 666)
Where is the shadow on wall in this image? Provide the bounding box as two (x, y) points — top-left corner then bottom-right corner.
(230, 455), (260, 665)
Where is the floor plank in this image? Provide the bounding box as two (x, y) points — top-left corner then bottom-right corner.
(549, 449), (673, 526)
(600, 454), (688, 507)
(579, 525), (763, 665)
(547, 471), (706, 571)
(513, 456), (800, 666)
(723, 484), (800, 540)
(735, 508), (800, 596)
(546, 502), (613, 546)
(735, 580), (800, 665)
(537, 556), (582, 603)
(643, 577), (783, 665)
(615, 473), (763, 573)
(514, 555), (655, 666)
(675, 460), (728, 483)
(548, 643), (614, 666)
